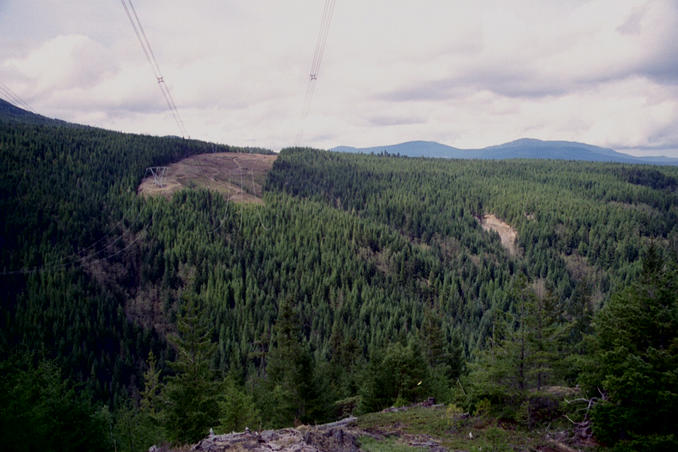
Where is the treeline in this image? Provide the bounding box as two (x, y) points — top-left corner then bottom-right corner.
(1, 103), (677, 451)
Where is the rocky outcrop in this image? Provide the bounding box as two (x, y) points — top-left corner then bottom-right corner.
(187, 417), (360, 452)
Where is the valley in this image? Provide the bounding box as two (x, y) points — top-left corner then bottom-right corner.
(1, 100), (677, 451)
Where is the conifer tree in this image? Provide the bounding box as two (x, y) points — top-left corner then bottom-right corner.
(265, 296), (319, 426)
(140, 351), (162, 419)
(583, 245), (678, 448)
(218, 374), (260, 433)
(358, 340), (429, 413)
(162, 294), (220, 444)
(468, 276), (568, 411)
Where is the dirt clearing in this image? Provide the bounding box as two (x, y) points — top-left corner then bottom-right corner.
(137, 152), (277, 204)
(480, 214), (519, 256)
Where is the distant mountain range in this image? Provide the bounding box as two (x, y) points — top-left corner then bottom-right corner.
(332, 139), (678, 166)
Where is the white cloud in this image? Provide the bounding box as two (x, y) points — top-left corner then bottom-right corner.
(1, 0), (677, 156)
(5, 34), (114, 94)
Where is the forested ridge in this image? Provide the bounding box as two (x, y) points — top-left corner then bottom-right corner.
(1, 102), (677, 450)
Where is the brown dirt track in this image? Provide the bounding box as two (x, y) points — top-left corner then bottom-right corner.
(137, 152), (277, 204)
(480, 214), (519, 256)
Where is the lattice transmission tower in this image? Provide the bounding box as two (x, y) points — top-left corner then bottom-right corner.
(145, 166), (168, 187)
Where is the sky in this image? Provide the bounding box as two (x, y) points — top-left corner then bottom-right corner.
(1, 0), (678, 157)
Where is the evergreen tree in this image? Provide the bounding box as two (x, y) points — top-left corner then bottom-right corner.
(582, 245), (678, 448)
(162, 294), (220, 444)
(358, 340), (429, 413)
(111, 352), (167, 452)
(265, 296), (320, 426)
(418, 310), (465, 402)
(467, 276), (569, 415)
(420, 310), (446, 367)
(140, 351), (163, 421)
(0, 359), (111, 452)
(218, 374), (260, 433)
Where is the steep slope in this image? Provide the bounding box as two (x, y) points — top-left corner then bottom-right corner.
(0, 97), (76, 126)
(137, 152), (277, 203)
(0, 100), (271, 403)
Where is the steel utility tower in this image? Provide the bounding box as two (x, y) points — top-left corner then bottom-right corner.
(145, 166), (168, 187)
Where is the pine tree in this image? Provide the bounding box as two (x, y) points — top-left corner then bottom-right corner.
(218, 374), (260, 433)
(583, 245), (678, 448)
(162, 294), (220, 444)
(265, 296), (319, 426)
(420, 310), (446, 367)
(140, 351), (162, 419)
(132, 351), (166, 449)
(358, 340), (429, 413)
(468, 276), (569, 412)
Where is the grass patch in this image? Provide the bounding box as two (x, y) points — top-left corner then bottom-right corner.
(357, 405), (556, 451)
(359, 436), (428, 452)
(358, 406), (450, 437)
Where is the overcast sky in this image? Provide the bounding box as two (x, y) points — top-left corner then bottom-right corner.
(1, 0), (677, 156)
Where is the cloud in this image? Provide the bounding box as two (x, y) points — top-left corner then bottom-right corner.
(5, 34), (114, 95)
(367, 115), (426, 127)
(379, 1), (678, 103)
(1, 0), (677, 157)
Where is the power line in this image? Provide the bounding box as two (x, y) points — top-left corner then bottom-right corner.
(295, 0), (336, 146)
(0, 81), (34, 112)
(0, 197), (159, 277)
(310, 0), (336, 79)
(127, 0), (187, 137)
(120, 0), (188, 138)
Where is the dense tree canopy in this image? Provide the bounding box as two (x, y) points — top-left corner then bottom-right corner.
(583, 246), (678, 448)
(2, 105), (678, 449)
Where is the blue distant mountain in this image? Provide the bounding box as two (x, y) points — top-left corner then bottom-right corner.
(332, 138), (678, 166)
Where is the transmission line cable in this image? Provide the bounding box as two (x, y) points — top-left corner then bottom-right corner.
(0, 202), (157, 276)
(0, 81), (34, 112)
(120, 0), (188, 138)
(295, 0), (336, 145)
(127, 0), (187, 135)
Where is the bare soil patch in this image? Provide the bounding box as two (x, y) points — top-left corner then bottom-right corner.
(137, 152), (277, 204)
(480, 214), (520, 256)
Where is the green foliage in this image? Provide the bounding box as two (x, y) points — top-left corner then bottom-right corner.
(264, 297), (321, 426)
(357, 405), (546, 452)
(218, 374), (260, 433)
(419, 311), (464, 403)
(582, 245), (678, 448)
(108, 352), (167, 452)
(466, 276), (571, 422)
(112, 402), (164, 452)
(359, 436), (427, 451)
(482, 426), (512, 452)
(0, 110), (264, 410)
(3, 106), (678, 447)
(140, 351), (163, 423)
(359, 341), (429, 413)
(162, 294), (221, 444)
(0, 358), (111, 452)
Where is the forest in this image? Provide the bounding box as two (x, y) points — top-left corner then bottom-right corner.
(1, 100), (677, 451)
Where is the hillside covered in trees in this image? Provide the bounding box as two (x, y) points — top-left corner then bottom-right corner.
(1, 100), (677, 451)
